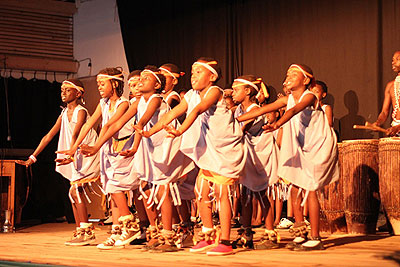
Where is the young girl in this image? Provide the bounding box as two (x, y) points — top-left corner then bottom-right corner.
(159, 63), (197, 248)
(58, 68), (140, 250)
(81, 65), (194, 252)
(159, 63), (184, 109)
(140, 57), (246, 256)
(311, 80), (333, 127)
(16, 79), (100, 246)
(237, 64), (339, 251)
(128, 70), (142, 101)
(231, 75), (279, 250)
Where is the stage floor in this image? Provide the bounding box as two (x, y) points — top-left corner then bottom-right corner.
(0, 223), (399, 266)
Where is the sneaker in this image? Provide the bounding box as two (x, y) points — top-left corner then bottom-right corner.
(69, 227), (96, 246)
(114, 214), (142, 247)
(65, 229), (81, 246)
(233, 228), (254, 249)
(276, 218), (294, 229)
(130, 230), (147, 246)
(189, 240), (216, 253)
(97, 226), (122, 250)
(254, 230), (279, 250)
(286, 236), (307, 250)
(174, 222), (195, 248)
(206, 243), (233, 256)
(143, 226), (161, 250)
(293, 237), (325, 251)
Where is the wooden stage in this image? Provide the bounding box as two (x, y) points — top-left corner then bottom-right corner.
(0, 223), (399, 267)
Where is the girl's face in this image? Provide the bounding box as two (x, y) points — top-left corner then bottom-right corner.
(160, 69), (177, 93)
(128, 76), (140, 99)
(266, 111), (277, 124)
(191, 64), (215, 91)
(311, 84), (325, 100)
(61, 85), (80, 103)
(96, 77), (114, 98)
(231, 82), (247, 104)
(284, 68), (308, 91)
(137, 71), (159, 94)
(392, 52), (400, 72)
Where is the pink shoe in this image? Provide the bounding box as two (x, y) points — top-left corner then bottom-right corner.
(206, 243), (233, 256)
(189, 240), (216, 253)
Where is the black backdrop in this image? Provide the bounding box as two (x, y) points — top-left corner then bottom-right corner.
(117, 0), (400, 140)
(0, 77), (73, 224)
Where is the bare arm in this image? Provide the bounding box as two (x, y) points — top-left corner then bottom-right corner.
(324, 104), (334, 127)
(80, 101), (132, 155)
(166, 87), (221, 137)
(16, 115), (61, 166)
(237, 96), (288, 123)
(264, 93), (317, 132)
(120, 97), (161, 157)
(138, 98), (188, 137)
(374, 81), (393, 126)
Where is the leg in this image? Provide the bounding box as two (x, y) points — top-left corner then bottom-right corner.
(290, 186), (304, 223)
(307, 191), (320, 238)
(213, 184), (232, 241)
(196, 177), (213, 229)
(111, 192), (130, 216)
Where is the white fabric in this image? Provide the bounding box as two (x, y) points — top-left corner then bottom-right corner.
(234, 104), (279, 191)
(181, 86), (245, 178)
(56, 105), (100, 182)
(277, 90), (339, 191)
(164, 90), (181, 104)
(134, 94), (194, 185)
(99, 97), (138, 193)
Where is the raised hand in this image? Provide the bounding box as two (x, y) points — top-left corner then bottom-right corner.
(119, 148), (137, 157)
(262, 122), (278, 133)
(55, 157), (73, 166)
(132, 125), (150, 138)
(164, 124), (181, 138)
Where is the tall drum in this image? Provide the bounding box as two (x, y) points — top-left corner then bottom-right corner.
(342, 139), (380, 234)
(319, 143), (347, 233)
(378, 137), (400, 235)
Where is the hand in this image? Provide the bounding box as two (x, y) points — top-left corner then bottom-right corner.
(386, 125), (400, 137)
(79, 144), (98, 156)
(132, 125), (150, 138)
(55, 157), (73, 166)
(119, 148), (137, 157)
(56, 149), (76, 156)
(164, 124), (181, 138)
(15, 158), (34, 167)
(262, 122), (279, 133)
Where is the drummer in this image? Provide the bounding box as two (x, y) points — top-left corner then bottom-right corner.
(372, 50), (400, 136)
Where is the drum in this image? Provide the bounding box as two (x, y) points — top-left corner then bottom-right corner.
(318, 143), (347, 233)
(342, 139), (380, 234)
(378, 137), (400, 235)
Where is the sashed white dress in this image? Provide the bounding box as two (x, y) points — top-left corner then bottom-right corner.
(278, 90), (339, 192)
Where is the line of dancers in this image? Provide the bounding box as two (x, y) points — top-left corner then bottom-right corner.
(17, 58), (340, 255)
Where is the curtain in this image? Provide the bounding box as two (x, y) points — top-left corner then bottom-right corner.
(0, 77), (74, 223)
(117, 0), (400, 141)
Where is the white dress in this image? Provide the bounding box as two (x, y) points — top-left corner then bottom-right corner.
(99, 97), (138, 193)
(134, 94), (194, 185)
(234, 103), (279, 192)
(180, 86), (245, 178)
(56, 105), (100, 182)
(278, 90), (339, 192)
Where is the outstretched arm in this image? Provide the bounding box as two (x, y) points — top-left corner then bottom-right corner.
(237, 96), (288, 123)
(79, 101), (132, 155)
(324, 105), (334, 127)
(166, 87), (221, 137)
(120, 97), (162, 157)
(57, 103), (103, 156)
(374, 81), (393, 126)
(16, 116), (62, 166)
(264, 93), (316, 132)
(138, 98), (188, 137)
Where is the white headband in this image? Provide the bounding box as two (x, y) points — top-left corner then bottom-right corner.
(62, 80), (84, 93)
(192, 61), (219, 77)
(97, 74), (124, 81)
(233, 78), (259, 92)
(288, 64), (313, 79)
(159, 67), (178, 80)
(128, 76), (140, 83)
(142, 69), (161, 84)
